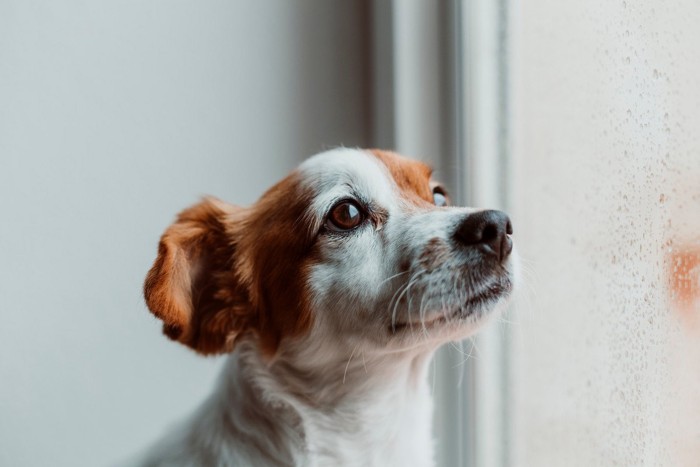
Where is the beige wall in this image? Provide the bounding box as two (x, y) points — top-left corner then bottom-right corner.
(511, 0), (700, 465)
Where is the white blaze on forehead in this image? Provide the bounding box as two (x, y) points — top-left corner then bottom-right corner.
(299, 148), (399, 319)
(298, 148), (398, 218)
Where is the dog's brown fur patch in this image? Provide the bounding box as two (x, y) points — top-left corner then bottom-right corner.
(369, 149), (434, 206)
(144, 173), (316, 356)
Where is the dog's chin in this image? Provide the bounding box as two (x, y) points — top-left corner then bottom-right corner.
(388, 276), (513, 341)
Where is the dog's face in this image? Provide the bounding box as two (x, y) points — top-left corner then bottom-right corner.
(144, 149), (515, 356)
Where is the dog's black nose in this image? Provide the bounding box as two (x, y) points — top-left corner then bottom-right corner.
(454, 210), (513, 261)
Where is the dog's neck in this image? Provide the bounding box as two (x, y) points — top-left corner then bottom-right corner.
(208, 338), (437, 466)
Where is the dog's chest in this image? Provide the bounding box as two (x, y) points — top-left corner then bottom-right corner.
(297, 385), (435, 467)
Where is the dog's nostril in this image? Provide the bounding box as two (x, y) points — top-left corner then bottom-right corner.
(454, 210), (513, 261)
(482, 224), (498, 243)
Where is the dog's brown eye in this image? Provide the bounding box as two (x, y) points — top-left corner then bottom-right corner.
(327, 201), (364, 231)
(433, 187), (448, 207)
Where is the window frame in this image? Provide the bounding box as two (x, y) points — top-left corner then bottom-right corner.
(370, 1), (512, 466)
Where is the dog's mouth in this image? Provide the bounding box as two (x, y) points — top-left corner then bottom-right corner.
(392, 315), (448, 332)
(390, 278), (512, 333)
(463, 280), (511, 307)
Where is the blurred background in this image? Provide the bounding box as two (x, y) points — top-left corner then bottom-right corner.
(1, 1), (698, 467)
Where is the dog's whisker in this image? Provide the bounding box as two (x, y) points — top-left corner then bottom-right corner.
(452, 338), (480, 369)
(457, 340), (466, 388)
(496, 316), (517, 325)
(343, 343), (360, 385)
(448, 341), (469, 357)
(388, 280), (411, 331)
(468, 336), (481, 357)
(392, 270), (425, 333)
(420, 282), (430, 334)
(389, 270), (424, 317)
(390, 281), (411, 331)
(406, 277), (419, 324)
(377, 269), (411, 288)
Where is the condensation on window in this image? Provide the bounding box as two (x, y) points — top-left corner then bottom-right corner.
(509, 0), (700, 465)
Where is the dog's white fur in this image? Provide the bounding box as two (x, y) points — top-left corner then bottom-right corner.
(135, 148), (516, 467)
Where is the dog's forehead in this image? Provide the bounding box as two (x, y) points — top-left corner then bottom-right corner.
(368, 149), (434, 204)
(297, 148), (434, 209)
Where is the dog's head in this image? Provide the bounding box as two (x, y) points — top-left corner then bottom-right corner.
(144, 149), (515, 357)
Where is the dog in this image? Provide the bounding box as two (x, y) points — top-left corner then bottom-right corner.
(139, 148), (516, 467)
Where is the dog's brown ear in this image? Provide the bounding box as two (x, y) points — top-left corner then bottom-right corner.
(144, 197), (251, 355)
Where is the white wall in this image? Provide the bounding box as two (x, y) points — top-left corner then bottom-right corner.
(0, 1), (369, 466)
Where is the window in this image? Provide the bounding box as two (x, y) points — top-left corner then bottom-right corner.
(510, 0), (700, 465)
(374, 1), (700, 465)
